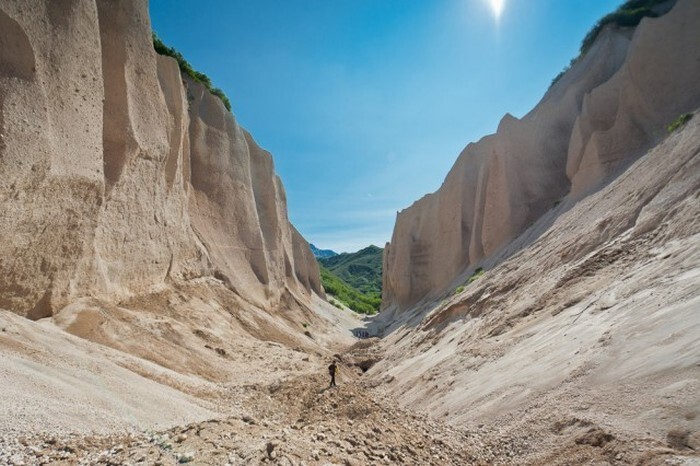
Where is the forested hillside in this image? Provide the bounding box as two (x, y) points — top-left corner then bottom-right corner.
(318, 245), (383, 314)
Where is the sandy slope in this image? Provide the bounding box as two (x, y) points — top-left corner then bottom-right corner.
(1, 338), (697, 465)
(366, 112), (700, 464)
(0, 310), (218, 437)
(0, 278), (360, 457)
(382, 0), (700, 312)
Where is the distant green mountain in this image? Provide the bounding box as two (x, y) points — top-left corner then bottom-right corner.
(309, 243), (338, 259)
(319, 245), (383, 295)
(319, 265), (380, 315)
(318, 245), (383, 314)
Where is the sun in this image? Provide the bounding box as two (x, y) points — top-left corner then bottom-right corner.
(489, 0), (505, 20)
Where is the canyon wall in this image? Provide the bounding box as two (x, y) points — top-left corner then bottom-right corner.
(0, 0), (322, 319)
(382, 0), (700, 313)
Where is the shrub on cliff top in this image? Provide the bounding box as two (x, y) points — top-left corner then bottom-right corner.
(551, 0), (667, 88)
(667, 113), (693, 133)
(580, 0), (665, 56)
(152, 33), (232, 112)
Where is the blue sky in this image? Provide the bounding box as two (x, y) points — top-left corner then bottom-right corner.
(149, 0), (621, 253)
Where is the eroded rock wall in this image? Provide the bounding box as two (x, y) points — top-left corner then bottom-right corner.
(0, 0), (322, 318)
(383, 0), (700, 312)
(567, 0), (700, 195)
(0, 1), (104, 318)
(186, 76), (322, 307)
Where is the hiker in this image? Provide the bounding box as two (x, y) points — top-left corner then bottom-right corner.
(328, 361), (337, 387)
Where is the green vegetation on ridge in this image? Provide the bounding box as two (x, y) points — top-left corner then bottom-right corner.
(454, 267), (485, 295)
(551, 0), (668, 88)
(152, 33), (232, 112)
(319, 245), (383, 295)
(320, 265), (380, 315)
(667, 113), (693, 133)
(580, 0), (667, 56)
(318, 245), (383, 314)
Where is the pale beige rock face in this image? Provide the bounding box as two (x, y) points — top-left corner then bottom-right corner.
(186, 77), (323, 307)
(84, 0), (203, 302)
(568, 0), (700, 196)
(0, 1), (104, 319)
(0, 0), (322, 319)
(371, 112), (700, 450)
(383, 0), (700, 313)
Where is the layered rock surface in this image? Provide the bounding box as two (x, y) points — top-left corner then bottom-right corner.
(368, 107), (700, 463)
(382, 0), (700, 313)
(0, 0), (322, 320)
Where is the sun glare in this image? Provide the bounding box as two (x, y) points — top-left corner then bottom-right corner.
(489, 0), (505, 20)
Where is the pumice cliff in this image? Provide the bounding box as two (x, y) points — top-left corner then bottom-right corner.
(0, 0), (323, 319)
(382, 0), (700, 313)
(367, 2), (700, 457)
(1, 1), (699, 462)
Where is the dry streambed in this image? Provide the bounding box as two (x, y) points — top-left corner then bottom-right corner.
(1, 350), (698, 466)
(0, 373), (491, 466)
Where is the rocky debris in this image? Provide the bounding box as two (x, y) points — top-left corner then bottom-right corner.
(574, 428), (615, 448)
(688, 432), (700, 452)
(241, 415), (258, 425)
(204, 344), (228, 356)
(667, 429), (700, 451)
(0, 372), (506, 465)
(1, 349), (699, 465)
(266, 440), (278, 459)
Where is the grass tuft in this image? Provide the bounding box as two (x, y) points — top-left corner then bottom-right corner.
(667, 113), (693, 133)
(467, 267), (485, 284)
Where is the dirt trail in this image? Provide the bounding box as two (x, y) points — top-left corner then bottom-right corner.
(2, 339), (697, 466)
(0, 350), (489, 465)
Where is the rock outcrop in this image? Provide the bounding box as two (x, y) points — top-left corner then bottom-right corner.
(370, 113), (700, 458)
(382, 0), (700, 313)
(0, 0), (322, 319)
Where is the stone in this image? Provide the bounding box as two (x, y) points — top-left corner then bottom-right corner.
(266, 441), (277, 459)
(242, 415), (258, 425)
(687, 431), (700, 451)
(667, 429), (690, 449)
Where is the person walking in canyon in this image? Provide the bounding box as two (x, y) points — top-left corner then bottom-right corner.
(328, 361), (338, 387)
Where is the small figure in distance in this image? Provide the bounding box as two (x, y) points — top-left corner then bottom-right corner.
(328, 360), (338, 387)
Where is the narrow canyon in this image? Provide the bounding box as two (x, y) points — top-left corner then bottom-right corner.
(0, 0), (699, 465)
